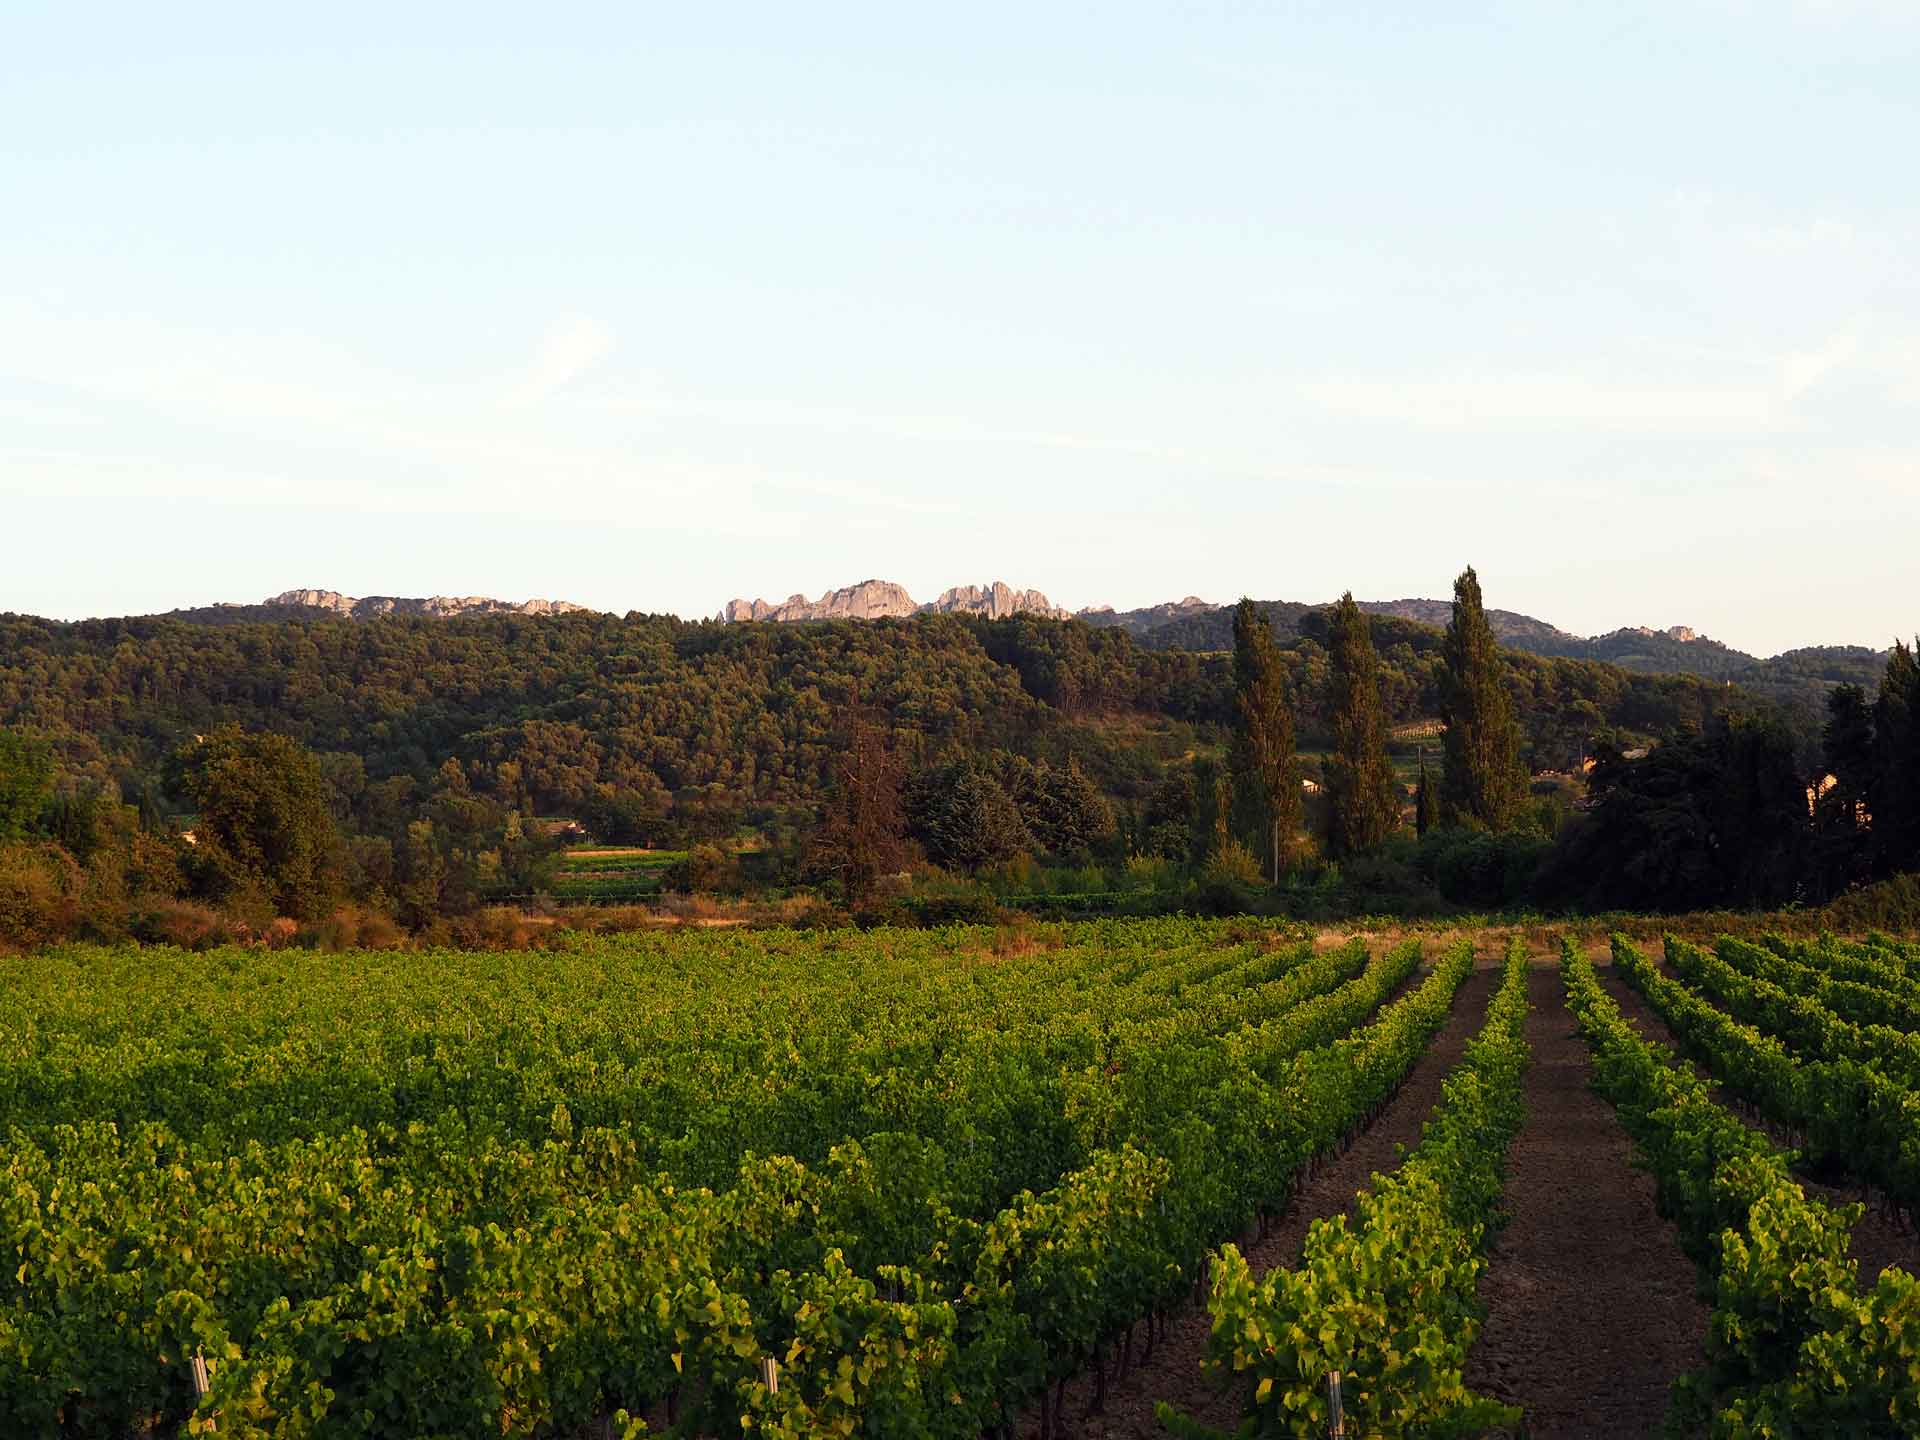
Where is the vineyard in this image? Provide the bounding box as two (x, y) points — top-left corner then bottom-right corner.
(2, 921), (1919, 1436)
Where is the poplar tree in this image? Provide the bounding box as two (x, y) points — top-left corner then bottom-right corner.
(1414, 751), (1437, 837)
(1231, 598), (1301, 883)
(1325, 593), (1398, 856)
(1438, 567), (1528, 831)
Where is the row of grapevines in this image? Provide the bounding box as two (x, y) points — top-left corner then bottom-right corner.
(0, 929), (1433, 1438)
(1758, 933), (1920, 1004)
(1616, 936), (1920, 1213)
(1715, 935), (1920, 1034)
(0, 924), (1322, 1228)
(1564, 939), (1920, 1436)
(1171, 937), (1529, 1439)
(1, 924), (1257, 1159)
(1668, 936), (1920, 1086)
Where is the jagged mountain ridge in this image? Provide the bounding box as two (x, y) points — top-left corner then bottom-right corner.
(168, 590), (596, 623)
(718, 579), (1068, 623)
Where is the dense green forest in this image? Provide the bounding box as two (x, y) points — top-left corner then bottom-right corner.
(0, 603), (1749, 821)
(1108, 598), (1887, 735)
(1, 584), (1915, 943)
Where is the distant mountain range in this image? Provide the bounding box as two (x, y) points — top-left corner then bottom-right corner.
(146, 582), (1890, 714)
(166, 589), (595, 623)
(712, 579), (1892, 715)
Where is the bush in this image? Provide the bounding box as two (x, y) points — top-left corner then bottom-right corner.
(1203, 838), (1263, 889)
(1184, 838), (1263, 916)
(1416, 828), (1550, 907)
(1821, 873), (1920, 935)
(0, 842), (78, 948)
(1123, 853), (1181, 891)
(305, 905), (405, 951)
(129, 897), (226, 950)
(666, 842), (743, 893)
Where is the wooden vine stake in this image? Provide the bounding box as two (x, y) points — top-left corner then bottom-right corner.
(759, 1355), (779, 1396)
(1326, 1370), (1344, 1440)
(191, 1348), (217, 1433)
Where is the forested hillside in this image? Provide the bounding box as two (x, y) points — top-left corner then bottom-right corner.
(1107, 597), (1887, 731)
(1, 606), (1750, 841)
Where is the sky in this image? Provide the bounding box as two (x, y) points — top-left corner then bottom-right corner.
(4, 2), (1916, 656)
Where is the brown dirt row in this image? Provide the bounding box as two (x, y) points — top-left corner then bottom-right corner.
(1594, 965), (1920, 1287)
(1015, 961), (1502, 1439)
(1464, 962), (1708, 1438)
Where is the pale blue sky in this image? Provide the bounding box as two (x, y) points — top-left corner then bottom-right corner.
(4, 2), (1915, 654)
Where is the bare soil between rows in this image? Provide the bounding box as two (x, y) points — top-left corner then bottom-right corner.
(1015, 960), (1502, 1439)
(1463, 963), (1708, 1438)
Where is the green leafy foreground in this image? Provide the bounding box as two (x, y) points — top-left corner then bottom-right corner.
(1564, 937), (1920, 1435)
(1164, 937), (1530, 1438)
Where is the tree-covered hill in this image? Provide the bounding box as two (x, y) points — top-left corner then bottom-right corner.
(1, 606), (1762, 847)
(1103, 598), (1885, 738)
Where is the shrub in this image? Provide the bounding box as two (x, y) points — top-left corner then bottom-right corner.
(1821, 873), (1920, 935)
(1123, 853), (1181, 891)
(1416, 828), (1550, 907)
(666, 842), (743, 893)
(1203, 838), (1263, 889)
(0, 842), (78, 949)
(129, 897), (226, 950)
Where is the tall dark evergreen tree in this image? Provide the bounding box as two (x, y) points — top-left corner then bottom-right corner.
(1230, 598), (1301, 882)
(903, 760), (1031, 874)
(1871, 640), (1920, 875)
(1414, 751), (1437, 838)
(1438, 567), (1528, 831)
(1324, 593), (1398, 856)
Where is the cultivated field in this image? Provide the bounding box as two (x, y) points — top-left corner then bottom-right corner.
(3, 921), (1918, 1437)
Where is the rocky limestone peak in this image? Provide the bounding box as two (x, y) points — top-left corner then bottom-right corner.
(923, 582), (1070, 620)
(264, 590), (592, 619)
(718, 578), (1067, 624)
(1625, 623), (1704, 644)
(717, 580), (919, 624)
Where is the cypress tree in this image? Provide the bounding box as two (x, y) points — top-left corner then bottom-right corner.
(1325, 593), (1398, 856)
(1414, 750), (1437, 837)
(1438, 566), (1528, 831)
(1230, 598), (1301, 883)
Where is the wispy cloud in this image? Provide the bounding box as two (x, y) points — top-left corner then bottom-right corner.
(513, 316), (615, 405)
(1299, 375), (1781, 430)
(1780, 330), (1861, 397)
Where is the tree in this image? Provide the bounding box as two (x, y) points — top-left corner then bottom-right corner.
(1546, 720), (1809, 911)
(904, 760), (1031, 873)
(1815, 683), (1875, 892)
(1189, 755), (1232, 866)
(0, 729), (52, 841)
(809, 710), (911, 906)
(173, 727), (341, 920)
(1014, 760), (1114, 858)
(1871, 640), (1920, 875)
(1230, 598), (1301, 883)
(1324, 594), (1398, 856)
(1414, 751), (1437, 838)
(1438, 567), (1528, 831)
